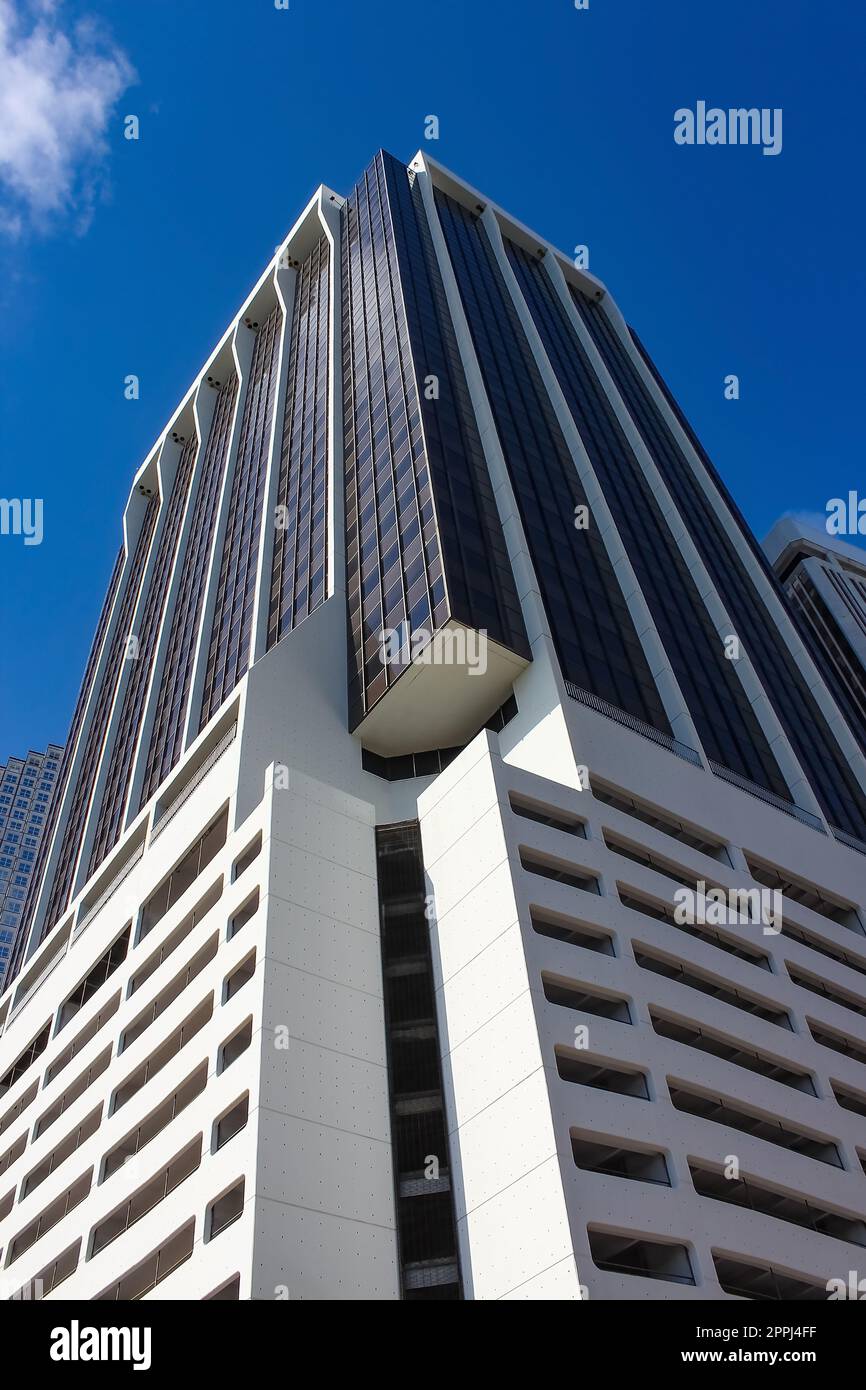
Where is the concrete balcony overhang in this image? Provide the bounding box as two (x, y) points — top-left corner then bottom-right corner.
(356, 619), (529, 757)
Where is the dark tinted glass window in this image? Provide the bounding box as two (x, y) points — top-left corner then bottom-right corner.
(200, 307), (283, 727)
(434, 189), (669, 734)
(268, 236), (331, 647)
(506, 241), (788, 798)
(140, 378), (239, 804)
(89, 436), (199, 874)
(42, 498), (160, 933)
(577, 301), (866, 841)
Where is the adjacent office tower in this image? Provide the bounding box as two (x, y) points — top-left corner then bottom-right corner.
(1, 153), (866, 1304)
(0, 747), (63, 992)
(765, 514), (866, 759)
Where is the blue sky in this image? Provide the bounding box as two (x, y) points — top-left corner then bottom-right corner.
(1, 0), (864, 759)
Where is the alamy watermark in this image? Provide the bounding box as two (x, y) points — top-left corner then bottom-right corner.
(675, 102), (782, 157)
(50, 1322), (151, 1371)
(827, 1271), (866, 1300)
(826, 492), (866, 537)
(380, 621), (488, 676)
(673, 879), (783, 935)
(0, 497), (43, 546)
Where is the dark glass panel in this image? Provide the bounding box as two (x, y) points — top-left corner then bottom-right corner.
(199, 306), (283, 728)
(140, 377), (238, 805)
(342, 152), (528, 730)
(88, 436), (199, 873)
(578, 301), (866, 840)
(268, 236), (331, 647)
(505, 239), (789, 799)
(41, 498), (160, 935)
(434, 189), (670, 735)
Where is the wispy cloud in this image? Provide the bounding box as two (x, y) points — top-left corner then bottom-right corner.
(0, 0), (134, 236)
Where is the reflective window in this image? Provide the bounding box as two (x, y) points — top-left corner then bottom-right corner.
(89, 436), (199, 873)
(506, 240), (788, 797)
(42, 501), (160, 934)
(577, 299), (866, 841)
(342, 154), (528, 730)
(435, 189), (669, 733)
(268, 236), (330, 646)
(140, 378), (238, 804)
(200, 307), (283, 726)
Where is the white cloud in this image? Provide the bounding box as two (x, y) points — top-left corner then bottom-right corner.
(0, 0), (134, 235)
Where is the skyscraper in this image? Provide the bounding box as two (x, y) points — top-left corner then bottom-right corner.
(1, 151), (865, 1302)
(765, 514), (866, 757)
(0, 746), (63, 993)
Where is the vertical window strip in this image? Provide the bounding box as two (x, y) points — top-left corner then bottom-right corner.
(387, 159), (529, 658)
(139, 378), (239, 806)
(579, 299), (866, 840)
(40, 499), (160, 937)
(505, 239), (787, 797)
(787, 573), (866, 754)
(88, 435), (199, 874)
(267, 235), (330, 647)
(342, 154), (442, 728)
(200, 306), (283, 728)
(434, 189), (670, 734)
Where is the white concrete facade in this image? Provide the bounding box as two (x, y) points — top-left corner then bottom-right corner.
(421, 713), (866, 1300)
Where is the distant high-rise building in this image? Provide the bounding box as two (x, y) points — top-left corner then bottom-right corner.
(1, 153), (865, 1303)
(765, 515), (866, 755)
(0, 745), (63, 990)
